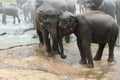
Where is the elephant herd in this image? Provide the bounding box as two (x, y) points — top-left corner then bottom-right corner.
(0, 0), (120, 68)
(0, 0), (34, 24)
(34, 0), (119, 68)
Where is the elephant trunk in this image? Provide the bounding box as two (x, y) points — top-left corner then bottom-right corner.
(56, 21), (67, 59)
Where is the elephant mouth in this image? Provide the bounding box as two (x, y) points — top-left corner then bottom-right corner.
(63, 27), (73, 35)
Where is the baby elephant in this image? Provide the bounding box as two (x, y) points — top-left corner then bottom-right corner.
(0, 6), (20, 24)
(58, 11), (119, 68)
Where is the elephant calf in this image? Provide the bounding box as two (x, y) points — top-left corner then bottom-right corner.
(58, 11), (119, 68)
(0, 6), (20, 24)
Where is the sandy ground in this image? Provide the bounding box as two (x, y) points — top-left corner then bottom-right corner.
(0, 42), (119, 80)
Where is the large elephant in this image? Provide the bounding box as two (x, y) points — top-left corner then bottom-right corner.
(0, 6), (20, 24)
(34, 0), (77, 58)
(80, 0), (116, 18)
(58, 11), (119, 68)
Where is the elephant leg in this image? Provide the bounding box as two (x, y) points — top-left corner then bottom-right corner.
(81, 39), (94, 68)
(58, 35), (66, 59)
(2, 14), (4, 24)
(108, 31), (118, 62)
(94, 43), (106, 60)
(77, 39), (87, 64)
(13, 16), (15, 24)
(108, 42), (115, 62)
(52, 35), (59, 53)
(36, 29), (44, 45)
(17, 15), (20, 23)
(24, 12), (26, 21)
(5, 16), (6, 24)
(2, 14), (6, 24)
(44, 30), (52, 56)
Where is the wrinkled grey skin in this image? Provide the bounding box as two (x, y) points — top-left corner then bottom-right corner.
(81, 0), (116, 18)
(58, 11), (119, 68)
(35, 0), (77, 58)
(0, 6), (20, 24)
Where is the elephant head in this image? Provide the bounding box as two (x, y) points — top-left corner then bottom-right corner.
(81, 0), (103, 9)
(58, 11), (78, 35)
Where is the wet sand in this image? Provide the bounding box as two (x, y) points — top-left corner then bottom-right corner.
(0, 42), (119, 80)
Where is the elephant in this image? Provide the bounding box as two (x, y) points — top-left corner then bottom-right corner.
(0, 6), (20, 24)
(115, 0), (120, 25)
(58, 11), (119, 68)
(16, 0), (28, 9)
(80, 0), (116, 19)
(35, 3), (66, 58)
(22, 2), (34, 22)
(34, 0), (77, 58)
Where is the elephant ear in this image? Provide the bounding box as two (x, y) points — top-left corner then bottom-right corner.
(68, 15), (78, 29)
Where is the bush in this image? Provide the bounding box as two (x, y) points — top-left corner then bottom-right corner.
(2, 0), (16, 3)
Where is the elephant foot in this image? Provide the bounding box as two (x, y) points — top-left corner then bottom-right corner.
(86, 63), (94, 68)
(94, 56), (101, 61)
(61, 55), (67, 59)
(47, 51), (53, 57)
(79, 59), (87, 64)
(108, 58), (114, 62)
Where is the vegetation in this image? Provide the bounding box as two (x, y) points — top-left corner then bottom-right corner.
(1, 0), (16, 3)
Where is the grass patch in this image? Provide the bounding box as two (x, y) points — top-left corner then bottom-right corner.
(1, 0), (16, 3)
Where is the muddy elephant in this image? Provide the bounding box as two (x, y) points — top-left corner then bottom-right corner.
(80, 0), (116, 18)
(35, 0), (77, 58)
(0, 6), (20, 24)
(58, 11), (119, 68)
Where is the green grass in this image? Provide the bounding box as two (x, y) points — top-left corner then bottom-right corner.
(1, 0), (16, 3)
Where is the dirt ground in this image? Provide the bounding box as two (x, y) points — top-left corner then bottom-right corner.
(0, 42), (120, 80)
